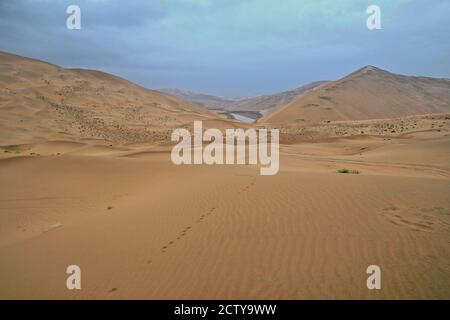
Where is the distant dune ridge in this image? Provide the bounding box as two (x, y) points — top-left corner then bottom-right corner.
(159, 88), (233, 110)
(161, 81), (329, 116)
(261, 66), (450, 124)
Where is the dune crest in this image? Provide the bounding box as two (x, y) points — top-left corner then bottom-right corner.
(262, 66), (450, 124)
(0, 51), (224, 146)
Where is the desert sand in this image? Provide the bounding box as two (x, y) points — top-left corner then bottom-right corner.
(262, 66), (450, 124)
(0, 52), (449, 299)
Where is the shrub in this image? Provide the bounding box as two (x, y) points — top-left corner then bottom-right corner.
(338, 168), (360, 174)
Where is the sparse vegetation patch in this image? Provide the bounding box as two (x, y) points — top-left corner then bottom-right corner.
(338, 168), (360, 174)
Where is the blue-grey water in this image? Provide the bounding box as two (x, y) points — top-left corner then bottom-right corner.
(230, 113), (256, 123)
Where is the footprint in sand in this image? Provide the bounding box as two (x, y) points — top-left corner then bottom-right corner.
(235, 176), (257, 195)
(159, 207), (220, 256)
(196, 214), (206, 223)
(43, 223), (63, 233)
(239, 182), (255, 194)
(380, 205), (447, 232)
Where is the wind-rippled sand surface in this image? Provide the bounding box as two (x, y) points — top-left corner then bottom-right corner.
(1, 130), (449, 299)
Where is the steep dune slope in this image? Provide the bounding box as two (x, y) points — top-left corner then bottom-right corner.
(0, 52), (218, 145)
(161, 81), (328, 116)
(226, 81), (329, 114)
(262, 66), (450, 124)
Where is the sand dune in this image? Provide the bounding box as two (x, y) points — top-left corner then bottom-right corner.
(1, 52), (449, 299)
(0, 126), (449, 299)
(273, 113), (450, 143)
(162, 81), (328, 117)
(262, 66), (450, 124)
(0, 51), (222, 146)
(159, 88), (232, 110)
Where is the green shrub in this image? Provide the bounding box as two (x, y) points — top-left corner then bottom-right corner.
(338, 168), (360, 174)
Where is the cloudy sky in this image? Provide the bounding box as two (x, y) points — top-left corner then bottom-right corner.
(1, 0), (449, 97)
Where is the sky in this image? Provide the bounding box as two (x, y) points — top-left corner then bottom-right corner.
(1, 0), (449, 97)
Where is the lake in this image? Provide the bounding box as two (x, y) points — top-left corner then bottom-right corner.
(230, 113), (256, 123)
